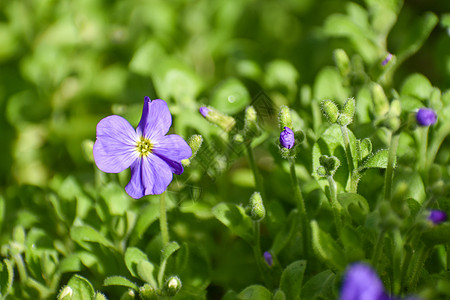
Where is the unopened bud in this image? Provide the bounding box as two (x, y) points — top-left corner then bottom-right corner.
(381, 53), (393, 66)
(244, 106), (260, 138)
(371, 83), (389, 117)
(94, 292), (108, 300)
(428, 210), (447, 225)
(338, 98), (355, 126)
(273, 289), (286, 300)
(320, 100), (339, 124)
(263, 251), (273, 266)
(199, 106), (236, 132)
(280, 127), (295, 149)
(139, 283), (155, 299)
(318, 155), (341, 177)
(278, 105), (293, 129)
(334, 49), (350, 77)
(165, 276), (182, 297)
(182, 135), (203, 167)
(416, 108), (437, 127)
(246, 192), (265, 221)
(57, 286), (73, 300)
(120, 289), (136, 300)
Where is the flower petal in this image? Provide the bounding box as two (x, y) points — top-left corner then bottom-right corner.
(125, 154), (173, 199)
(136, 98), (172, 139)
(153, 134), (192, 175)
(340, 263), (389, 300)
(93, 115), (139, 173)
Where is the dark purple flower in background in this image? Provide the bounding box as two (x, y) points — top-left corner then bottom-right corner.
(428, 210), (447, 225)
(199, 107), (210, 118)
(263, 251), (273, 266)
(416, 108), (437, 126)
(93, 97), (192, 199)
(340, 263), (390, 300)
(381, 53), (393, 66)
(280, 126), (295, 149)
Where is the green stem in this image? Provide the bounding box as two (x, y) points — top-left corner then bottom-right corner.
(426, 123), (450, 172)
(159, 192), (169, 246)
(340, 125), (355, 191)
(246, 143), (265, 200)
(407, 244), (431, 291)
(372, 230), (386, 270)
(392, 229), (403, 295)
(289, 157), (309, 257)
(13, 254), (28, 284)
(252, 221), (272, 289)
(384, 133), (400, 202)
(418, 127), (429, 181)
(327, 176), (342, 236)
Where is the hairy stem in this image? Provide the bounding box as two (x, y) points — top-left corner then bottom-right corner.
(372, 230), (386, 270)
(340, 125), (355, 191)
(384, 133), (400, 202)
(246, 143), (265, 200)
(327, 175), (342, 236)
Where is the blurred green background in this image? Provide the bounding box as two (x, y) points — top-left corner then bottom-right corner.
(1, 0), (449, 189)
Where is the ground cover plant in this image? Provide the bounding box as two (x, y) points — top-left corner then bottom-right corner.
(1, 0), (450, 299)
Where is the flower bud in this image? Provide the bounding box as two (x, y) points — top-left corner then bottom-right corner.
(278, 105), (293, 129)
(428, 210), (447, 225)
(381, 53), (393, 66)
(82, 140), (95, 163)
(164, 276), (182, 297)
(94, 292), (108, 300)
(333, 49), (350, 77)
(320, 100), (339, 124)
(338, 98), (355, 126)
(416, 108), (437, 126)
(279, 127), (295, 149)
(139, 283), (156, 300)
(244, 106), (260, 138)
(273, 289), (286, 300)
(57, 286), (73, 300)
(182, 134), (203, 167)
(120, 289), (136, 300)
(246, 192), (265, 221)
(263, 251), (273, 266)
(371, 83), (390, 117)
(199, 106), (236, 132)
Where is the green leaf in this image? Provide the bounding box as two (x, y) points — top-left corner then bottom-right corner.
(67, 275), (95, 300)
(361, 149), (389, 169)
(337, 193), (369, 225)
(400, 73), (433, 100)
(100, 183), (130, 216)
(70, 225), (114, 249)
(313, 67), (350, 103)
(161, 241), (180, 262)
(422, 224), (450, 246)
(104, 276), (138, 291)
(129, 202), (160, 245)
(237, 285), (272, 300)
(94, 292), (108, 300)
(396, 12), (438, 64)
(0, 259), (14, 297)
(137, 260), (157, 287)
(301, 270), (336, 300)
(211, 78), (250, 115)
(212, 203), (254, 244)
(279, 260), (307, 300)
(311, 220), (346, 270)
(271, 210), (299, 255)
(124, 247), (149, 278)
(340, 225), (365, 261)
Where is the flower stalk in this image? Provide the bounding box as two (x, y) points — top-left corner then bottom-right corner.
(159, 192), (169, 246)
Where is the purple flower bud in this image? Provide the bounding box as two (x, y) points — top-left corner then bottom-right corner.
(428, 210), (447, 225)
(341, 263), (390, 300)
(416, 108), (437, 126)
(199, 107), (210, 118)
(280, 127), (295, 149)
(263, 251), (273, 266)
(381, 53), (393, 66)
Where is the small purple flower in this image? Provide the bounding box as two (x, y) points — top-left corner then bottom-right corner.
(93, 97), (192, 199)
(263, 251), (273, 266)
(199, 107), (210, 118)
(416, 108), (437, 126)
(381, 53), (393, 66)
(340, 263), (390, 300)
(280, 127), (295, 149)
(428, 210), (447, 225)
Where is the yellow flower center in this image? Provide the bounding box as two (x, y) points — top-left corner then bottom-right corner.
(136, 136), (153, 157)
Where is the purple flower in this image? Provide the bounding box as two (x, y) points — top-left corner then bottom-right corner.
(428, 210), (447, 225)
(199, 107), (210, 117)
(340, 263), (390, 300)
(280, 126), (295, 149)
(416, 108), (437, 126)
(381, 53), (393, 66)
(263, 251), (273, 266)
(93, 97), (192, 199)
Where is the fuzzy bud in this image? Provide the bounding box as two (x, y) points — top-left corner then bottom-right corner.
(120, 289), (136, 300)
(428, 210), (447, 225)
(58, 286), (73, 300)
(371, 83), (390, 117)
(338, 98), (355, 126)
(199, 106), (236, 132)
(320, 100), (339, 124)
(278, 105), (293, 129)
(246, 192), (265, 221)
(333, 49), (350, 77)
(244, 106), (260, 138)
(381, 53), (393, 66)
(94, 292), (108, 300)
(164, 276), (182, 297)
(318, 155), (341, 177)
(182, 134), (203, 167)
(263, 251), (273, 266)
(273, 289), (286, 300)
(139, 284), (156, 300)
